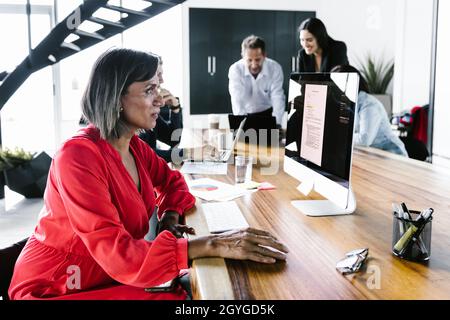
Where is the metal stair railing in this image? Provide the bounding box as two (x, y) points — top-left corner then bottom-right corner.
(0, 0), (185, 109)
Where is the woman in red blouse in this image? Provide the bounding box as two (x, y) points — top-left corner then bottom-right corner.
(8, 49), (288, 300)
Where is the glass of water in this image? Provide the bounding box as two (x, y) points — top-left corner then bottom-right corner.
(235, 155), (253, 184)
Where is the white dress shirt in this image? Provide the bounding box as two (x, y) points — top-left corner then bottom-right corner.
(228, 57), (286, 125)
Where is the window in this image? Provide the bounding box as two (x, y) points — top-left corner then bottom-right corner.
(0, 4), (55, 154)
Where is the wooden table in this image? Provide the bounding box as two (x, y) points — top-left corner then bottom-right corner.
(184, 145), (450, 299)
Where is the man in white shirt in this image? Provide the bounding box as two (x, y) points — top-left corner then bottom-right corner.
(228, 35), (286, 127)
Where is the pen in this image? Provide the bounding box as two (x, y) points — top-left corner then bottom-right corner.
(415, 234), (429, 257)
(414, 207), (433, 230)
(405, 208), (433, 256)
(411, 207), (431, 257)
(401, 202), (412, 220)
(393, 203), (405, 234)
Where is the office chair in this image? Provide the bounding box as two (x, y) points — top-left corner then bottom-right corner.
(398, 105), (430, 161)
(0, 238), (28, 300)
(400, 136), (429, 161)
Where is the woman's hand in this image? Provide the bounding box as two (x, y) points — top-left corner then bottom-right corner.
(160, 88), (179, 108)
(201, 144), (220, 161)
(158, 211), (195, 238)
(188, 227), (288, 264)
(184, 145), (220, 162)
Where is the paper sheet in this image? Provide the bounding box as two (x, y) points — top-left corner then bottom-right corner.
(188, 178), (249, 202)
(300, 84), (327, 167)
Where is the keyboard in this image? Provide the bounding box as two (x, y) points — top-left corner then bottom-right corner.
(202, 201), (249, 233)
(180, 161), (227, 175)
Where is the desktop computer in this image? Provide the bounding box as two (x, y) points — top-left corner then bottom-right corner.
(284, 72), (359, 216)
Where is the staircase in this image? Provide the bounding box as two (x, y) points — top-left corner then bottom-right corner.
(0, 0), (185, 109)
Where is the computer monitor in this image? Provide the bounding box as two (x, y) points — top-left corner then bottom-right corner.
(284, 72), (359, 216)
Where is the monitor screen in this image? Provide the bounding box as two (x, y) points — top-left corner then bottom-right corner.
(285, 72), (359, 189)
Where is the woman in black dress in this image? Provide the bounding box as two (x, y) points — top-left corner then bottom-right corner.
(297, 17), (349, 72)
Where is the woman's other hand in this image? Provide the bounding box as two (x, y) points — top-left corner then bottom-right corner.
(158, 211), (195, 238)
(184, 145), (220, 162)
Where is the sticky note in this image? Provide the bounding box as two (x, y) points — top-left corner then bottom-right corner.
(239, 181), (261, 190)
(258, 182), (276, 190)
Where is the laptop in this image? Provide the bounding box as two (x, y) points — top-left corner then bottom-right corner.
(228, 114), (278, 145)
(216, 118), (246, 162)
(184, 118), (246, 163)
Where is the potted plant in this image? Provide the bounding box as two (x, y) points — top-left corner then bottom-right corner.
(356, 55), (395, 116)
(0, 147), (52, 198)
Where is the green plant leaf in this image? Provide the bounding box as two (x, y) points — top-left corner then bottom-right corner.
(0, 147), (34, 170)
(356, 54), (395, 94)
(380, 62), (394, 94)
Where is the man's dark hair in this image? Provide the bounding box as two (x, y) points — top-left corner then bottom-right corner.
(241, 35), (266, 55)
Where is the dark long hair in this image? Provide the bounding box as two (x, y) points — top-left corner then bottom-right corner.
(331, 64), (370, 93)
(298, 18), (330, 53)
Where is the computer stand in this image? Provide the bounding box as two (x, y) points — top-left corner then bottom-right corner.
(291, 187), (356, 217)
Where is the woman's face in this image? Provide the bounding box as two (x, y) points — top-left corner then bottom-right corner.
(300, 30), (320, 55)
(157, 63), (164, 84)
(120, 72), (163, 131)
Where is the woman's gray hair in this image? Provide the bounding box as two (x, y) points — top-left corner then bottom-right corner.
(81, 48), (160, 140)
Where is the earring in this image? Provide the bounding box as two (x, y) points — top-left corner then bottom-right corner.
(118, 107), (123, 118)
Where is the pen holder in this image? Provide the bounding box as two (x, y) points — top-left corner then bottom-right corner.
(392, 210), (432, 261)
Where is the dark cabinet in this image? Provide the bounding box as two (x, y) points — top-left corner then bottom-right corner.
(189, 8), (315, 115)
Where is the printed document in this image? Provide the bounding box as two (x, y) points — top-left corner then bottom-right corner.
(301, 84), (327, 166)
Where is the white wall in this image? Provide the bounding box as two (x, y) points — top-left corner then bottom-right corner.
(183, 0), (396, 63)
(393, 0), (434, 114)
(123, 5), (183, 99)
(432, 0), (450, 166)
(181, 0), (398, 127)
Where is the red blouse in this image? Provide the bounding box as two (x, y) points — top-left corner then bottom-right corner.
(8, 125), (195, 300)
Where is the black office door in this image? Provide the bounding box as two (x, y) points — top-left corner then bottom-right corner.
(189, 9), (233, 115)
(274, 11), (316, 94)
